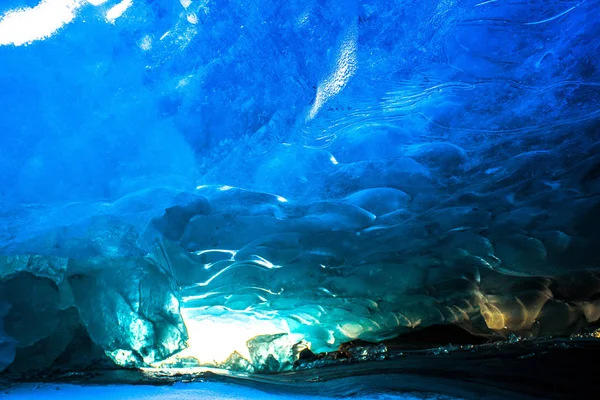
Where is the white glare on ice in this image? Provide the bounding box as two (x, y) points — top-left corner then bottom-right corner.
(176, 310), (289, 364)
(139, 35), (152, 51)
(106, 0), (132, 24)
(0, 0), (83, 46)
(308, 22), (358, 120)
(193, 249), (237, 257)
(187, 13), (198, 24)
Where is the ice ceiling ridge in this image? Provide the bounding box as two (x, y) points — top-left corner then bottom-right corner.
(2, 149), (600, 372)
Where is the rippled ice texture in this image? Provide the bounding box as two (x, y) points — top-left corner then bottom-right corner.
(0, 0), (599, 372)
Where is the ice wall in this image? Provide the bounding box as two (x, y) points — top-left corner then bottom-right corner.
(0, 0), (599, 373)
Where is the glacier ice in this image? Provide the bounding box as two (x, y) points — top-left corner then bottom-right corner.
(0, 0), (600, 379)
(1, 382), (461, 400)
(68, 257), (187, 365)
(246, 333), (304, 373)
(0, 301), (16, 372)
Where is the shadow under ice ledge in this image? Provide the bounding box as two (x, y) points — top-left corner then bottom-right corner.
(2, 334), (600, 400)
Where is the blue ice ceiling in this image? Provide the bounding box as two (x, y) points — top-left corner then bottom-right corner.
(1, 0), (600, 373)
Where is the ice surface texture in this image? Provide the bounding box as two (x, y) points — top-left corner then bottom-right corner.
(0, 0), (600, 373)
(2, 382), (459, 400)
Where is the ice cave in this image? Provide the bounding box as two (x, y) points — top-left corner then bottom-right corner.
(0, 0), (599, 399)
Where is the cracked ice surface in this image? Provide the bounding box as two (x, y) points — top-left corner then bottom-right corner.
(0, 0), (600, 373)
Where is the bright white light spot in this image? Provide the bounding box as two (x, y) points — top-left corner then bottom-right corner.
(108, 349), (137, 365)
(160, 30), (170, 40)
(308, 22), (358, 120)
(181, 292), (219, 302)
(193, 249), (237, 257)
(177, 78), (188, 88)
(106, 0), (132, 24)
(187, 13), (198, 24)
(202, 259), (234, 271)
(251, 255), (280, 269)
(203, 262), (215, 270)
(338, 321), (364, 339)
(276, 195), (288, 203)
(297, 11), (309, 27)
(318, 287), (337, 297)
(176, 74), (194, 89)
(0, 0), (83, 47)
(86, 0), (108, 5)
(180, 0), (192, 9)
(246, 287), (284, 296)
(329, 155), (339, 165)
(176, 310), (289, 364)
(139, 35), (152, 51)
(218, 185), (233, 191)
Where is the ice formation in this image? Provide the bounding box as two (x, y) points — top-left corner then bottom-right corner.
(0, 0), (599, 376)
(2, 382), (459, 400)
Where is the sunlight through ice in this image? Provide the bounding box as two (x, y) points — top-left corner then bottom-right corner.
(87, 0), (109, 6)
(106, 0), (133, 24)
(0, 0), (84, 46)
(308, 22), (358, 120)
(169, 310), (290, 364)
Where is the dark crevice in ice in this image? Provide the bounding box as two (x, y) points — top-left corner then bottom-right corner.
(384, 324), (489, 350)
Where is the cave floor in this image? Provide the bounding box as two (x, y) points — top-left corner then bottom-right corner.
(1, 382), (455, 400)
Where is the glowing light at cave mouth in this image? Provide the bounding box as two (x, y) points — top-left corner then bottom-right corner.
(158, 309), (295, 366)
